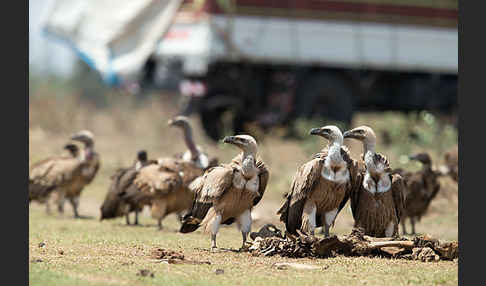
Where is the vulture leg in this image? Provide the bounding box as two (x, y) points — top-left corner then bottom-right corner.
(323, 209), (338, 238)
(302, 201), (317, 235)
(401, 218), (408, 235)
(323, 224), (330, 238)
(125, 213), (131, 225)
(69, 197), (80, 218)
(56, 193), (66, 214)
(151, 200), (167, 230)
(411, 217), (416, 235)
(237, 209), (252, 250)
(176, 212), (183, 224)
(45, 200), (51, 215)
(209, 213), (222, 250)
(385, 221), (395, 237)
(134, 210), (139, 225)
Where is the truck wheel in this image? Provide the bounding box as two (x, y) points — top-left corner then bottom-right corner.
(199, 95), (241, 141)
(200, 106), (226, 141)
(296, 72), (354, 126)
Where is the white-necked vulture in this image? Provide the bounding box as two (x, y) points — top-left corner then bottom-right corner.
(180, 135), (269, 251)
(29, 143), (85, 213)
(343, 126), (405, 237)
(100, 150), (157, 225)
(53, 130), (100, 217)
(396, 153), (442, 235)
(277, 125), (359, 237)
(140, 116), (219, 230)
(168, 115), (218, 170)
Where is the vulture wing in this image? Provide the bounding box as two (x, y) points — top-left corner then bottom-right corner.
(196, 165), (234, 203)
(134, 164), (183, 197)
(82, 153), (100, 185)
(253, 159), (269, 206)
(29, 157), (84, 201)
(100, 167), (135, 219)
(159, 157), (204, 186)
(390, 173), (406, 225)
(180, 164), (234, 233)
(337, 147), (360, 216)
(29, 157), (59, 201)
(348, 172), (364, 220)
(277, 157), (324, 235)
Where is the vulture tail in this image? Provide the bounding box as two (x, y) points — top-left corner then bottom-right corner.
(179, 201), (212, 233)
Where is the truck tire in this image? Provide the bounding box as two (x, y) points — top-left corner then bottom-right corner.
(199, 94), (242, 141)
(296, 72), (354, 126)
(200, 105), (226, 141)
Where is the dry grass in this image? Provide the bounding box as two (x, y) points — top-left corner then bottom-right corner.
(29, 92), (458, 286)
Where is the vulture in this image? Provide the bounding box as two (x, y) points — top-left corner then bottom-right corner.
(396, 153), (442, 235)
(343, 126), (405, 237)
(443, 146), (458, 182)
(54, 130), (101, 218)
(100, 150), (157, 225)
(145, 156), (205, 230)
(168, 115), (218, 169)
(180, 135), (269, 251)
(29, 143), (85, 213)
(277, 126), (359, 237)
(136, 116), (219, 230)
(131, 152), (196, 230)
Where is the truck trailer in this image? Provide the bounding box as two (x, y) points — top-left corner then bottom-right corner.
(43, 0), (458, 140)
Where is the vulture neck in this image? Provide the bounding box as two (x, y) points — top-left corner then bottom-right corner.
(422, 163), (433, 173)
(83, 142), (94, 161)
(181, 124), (200, 161)
(363, 139), (376, 156)
(326, 141), (344, 164)
(240, 150), (257, 179)
(363, 143), (379, 175)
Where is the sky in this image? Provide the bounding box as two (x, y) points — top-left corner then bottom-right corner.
(29, 0), (76, 78)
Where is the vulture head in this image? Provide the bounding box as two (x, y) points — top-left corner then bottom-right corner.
(64, 143), (79, 157)
(343, 126), (376, 152)
(309, 125), (343, 145)
(168, 116), (190, 129)
(71, 130), (95, 146)
(409, 153), (432, 166)
(137, 150), (148, 163)
(223, 135), (258, 155)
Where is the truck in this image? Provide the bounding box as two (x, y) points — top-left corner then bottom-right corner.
(43, 0), (458, 140)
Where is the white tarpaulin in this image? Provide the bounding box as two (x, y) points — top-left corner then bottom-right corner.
(42, 0), (182, 86)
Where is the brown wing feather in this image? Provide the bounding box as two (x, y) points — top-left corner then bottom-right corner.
(29, 157), (85, 201)
(253, 159), (269, 206)
(134, 164), (182, 197)
(180, 164), (234, 233)
(197, 165), (234, 203)
(390, 173), (406, 225)
(100, 167), (138, 219)
(337, 147), (359, 215)
(277, 157), (324, 235)
(81, 153), (100, 185)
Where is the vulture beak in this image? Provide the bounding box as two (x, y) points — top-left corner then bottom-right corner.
(342, 130), (353, 138)
(409, 154), (419, 161)
(309, 127), (330, 139)
(223, 136), (236, 144)
(343, 130), (363, 140)
(70, 134), (84, 142)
